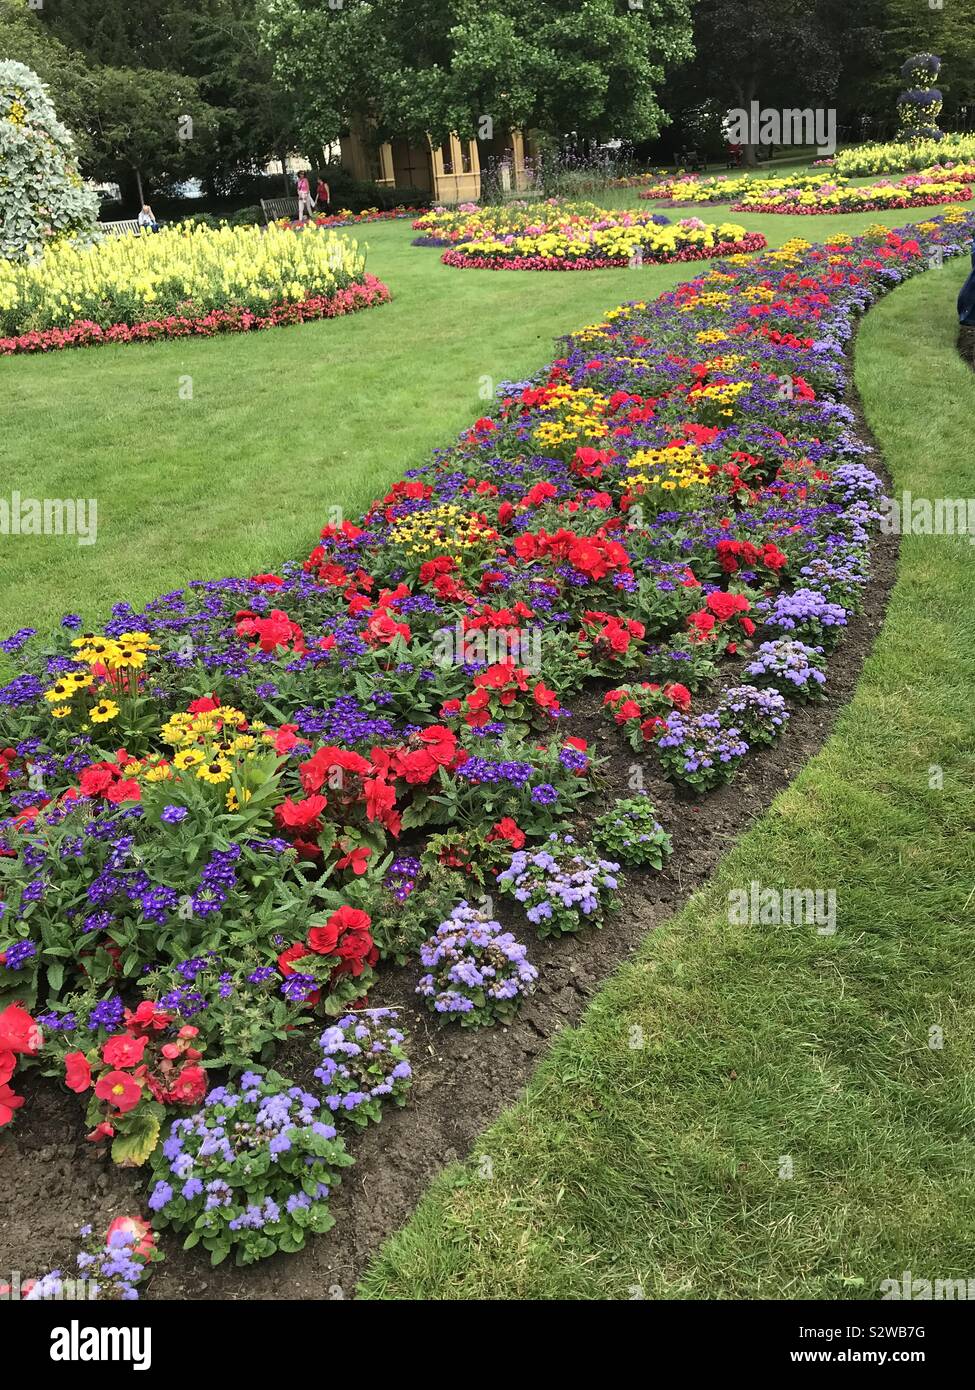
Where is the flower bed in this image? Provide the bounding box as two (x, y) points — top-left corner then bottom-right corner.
(411, 198), (671, 248)
(441, 220), (767, 270)
(0, 222), (387, 356)
(731, 176), (971, 214)
(635, 171), (835, 206)
(279, 205), (425, 232)
(3, 206), (975, 1285)
(833, 133), (975, 177)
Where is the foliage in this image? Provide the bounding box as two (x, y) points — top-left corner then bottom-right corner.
(0, 60), (98, 262)
(147, 1069), (354, 1265)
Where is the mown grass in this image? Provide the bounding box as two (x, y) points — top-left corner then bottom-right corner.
(355, 260), (975, 1300)
(0, 193), (966, 639)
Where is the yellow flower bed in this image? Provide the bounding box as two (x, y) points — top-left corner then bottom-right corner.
(833, 134), (975, 177)
(446, 219), (763, 268)
(732, 178), (970, 212)
(0, 221), (366, 336)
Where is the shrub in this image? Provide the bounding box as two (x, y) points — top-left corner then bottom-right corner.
(147, 1070), (353, 1265)
(497, 834), (623, 938)
(314, 1009), (412, 1125)
(591, 798), (672, 869)
(415, 903), (538, 1025)
(0, 60), (98, 261)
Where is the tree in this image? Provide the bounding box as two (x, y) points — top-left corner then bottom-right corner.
(87, 66), (215, 204)
(0, 59), (98, 261)
(0, 0), (97, 163)
(261, 0), (695, 149)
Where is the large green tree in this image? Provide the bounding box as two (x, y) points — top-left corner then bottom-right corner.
(262, 0), (695, 147)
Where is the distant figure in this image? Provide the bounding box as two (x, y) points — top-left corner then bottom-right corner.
(137, 203), (160, 233)
(958, 236), (975, 326)
(314, 175), (331, 213)
(296, 172), (315, 223)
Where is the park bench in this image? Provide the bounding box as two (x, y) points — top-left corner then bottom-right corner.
(675, 148), (705, 172)
(261, 197), (300, 222)
(98, 219), (143, 236)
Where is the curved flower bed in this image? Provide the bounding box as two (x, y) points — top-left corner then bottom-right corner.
(279, 205), (425, 232)
(636, 171), (834, 206)
(411, 199), (671, 248)
(0, 276), (391, 356)
(0, 222), (385, 357)
(3, 207), (975, 1284)
(732, 176), (971, 215)
(441, 222), (767, 270)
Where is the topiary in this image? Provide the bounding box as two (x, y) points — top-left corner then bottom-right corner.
(897, 53), (944, 144)
(0, 59), (99, 262)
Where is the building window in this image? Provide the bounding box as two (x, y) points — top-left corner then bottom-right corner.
(440, 140), (454, 175)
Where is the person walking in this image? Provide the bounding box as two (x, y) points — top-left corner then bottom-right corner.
(314, 174), (331, 213)
(296, 171), (315, 223)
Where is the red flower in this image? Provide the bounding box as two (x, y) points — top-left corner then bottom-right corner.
(277, 942), (312, 976)
(486, 817), (526, 849)
(0, 1083), (25, 1126)
(336, 846), (371, 875)
(276, 793), (328, 832)
(105, 1215), (155, 1260)
(0, 1004), (39, 1055)
(94, 1070), (143, 1113)
(170, 1065), (206, 1105)
(124, 1001), (173, 1036)
(86, 1121), (115, 1143)
(64, 1051), (93, 1093)
(101, 1034), (148, 1069)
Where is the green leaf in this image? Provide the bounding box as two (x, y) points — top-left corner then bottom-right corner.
(111, 1112), (161, 1167)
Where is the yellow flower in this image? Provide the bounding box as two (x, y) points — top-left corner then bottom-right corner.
(51, 705), (72, 719)
(90, 699), (119, 723)
(196, 758), (231, 785)
(173, 749), (204, 770)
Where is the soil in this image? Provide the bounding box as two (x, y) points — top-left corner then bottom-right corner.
(0, 336), (899, 1302)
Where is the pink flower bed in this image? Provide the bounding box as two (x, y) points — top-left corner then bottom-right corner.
(0, 275), (391, 357)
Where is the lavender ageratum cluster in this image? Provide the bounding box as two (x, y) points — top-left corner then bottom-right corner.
(497, 833), (623, 938)
(147, 1070), (353, 1265)
(757, 587), (849, 650)
(717, 684), (790, 747)
(591, 797), (672, 870)
(415, 902), (538, 1025)
(656, 710), (750, 793)
(21, 1223), (155, 1302)
(744, 639), (827, 701)
(314, 1009), (412, 1126)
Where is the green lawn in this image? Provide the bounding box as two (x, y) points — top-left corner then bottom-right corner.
(0, 193), (965, 639)
(357, 260), (975, 1300)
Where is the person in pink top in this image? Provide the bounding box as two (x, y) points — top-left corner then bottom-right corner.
(295, 171), (314, 223)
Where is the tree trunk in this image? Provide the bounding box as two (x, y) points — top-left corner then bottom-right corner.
(134, 166), (144, 207)
(278, 149), (291, 196)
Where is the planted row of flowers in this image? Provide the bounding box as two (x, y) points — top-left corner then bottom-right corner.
(731, 175), (971, 215)
(411, 198), (767, 270)
(4, 206), (975, 1286)
(411, 198), (671, 247)
(440, 220), (766, 269)
(632, 170), (831, 205)
(279, 205), (425, 232)
(832, 135), (975, 177)
(0, 222), (389, 356)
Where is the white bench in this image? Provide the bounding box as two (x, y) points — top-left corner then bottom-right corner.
(99, 219), (144, 236)
(261, 197), (300, 222)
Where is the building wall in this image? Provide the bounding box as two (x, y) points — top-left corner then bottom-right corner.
(340, 124), (539, 202)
